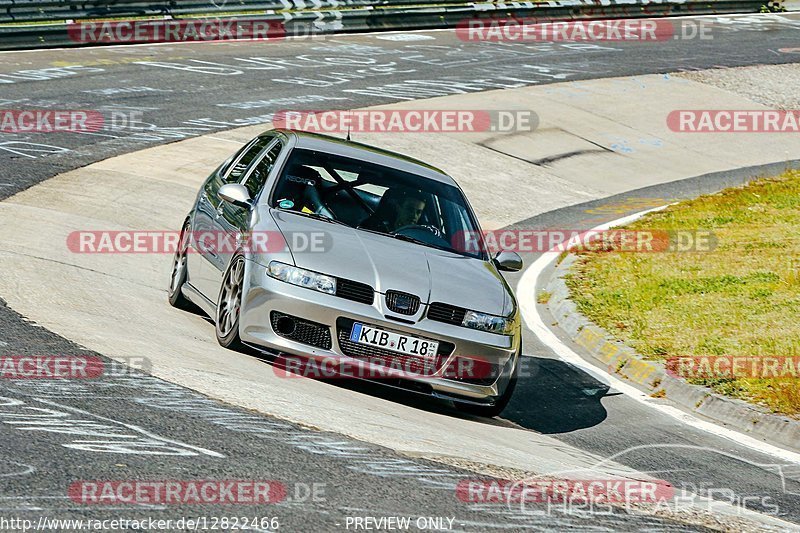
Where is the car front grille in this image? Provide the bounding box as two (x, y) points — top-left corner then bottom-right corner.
(335, 318), (452, 376)
(427, 302), (467, 325)
(385, 290), (420, 315)
(336, 278), (374, 305)
(270, 312), (332, 350)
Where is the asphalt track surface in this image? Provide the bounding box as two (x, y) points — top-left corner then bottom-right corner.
(2, 13), (800, 531)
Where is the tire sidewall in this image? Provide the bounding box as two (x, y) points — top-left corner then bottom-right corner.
(168, 221), (191, 307)
(215, 254), (246, 348)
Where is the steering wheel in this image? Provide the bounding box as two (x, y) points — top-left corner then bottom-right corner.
(394, 224), (441, 237)
(393, 225), (451, 249)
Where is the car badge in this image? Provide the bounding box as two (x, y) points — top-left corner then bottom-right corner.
(395, 294), (413, 311)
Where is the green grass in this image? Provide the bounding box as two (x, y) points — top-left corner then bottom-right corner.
(566, 169), (800, 416)
(537, 291), (552, 305)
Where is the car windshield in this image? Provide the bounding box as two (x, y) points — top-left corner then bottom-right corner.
(271, 148), (487, 259)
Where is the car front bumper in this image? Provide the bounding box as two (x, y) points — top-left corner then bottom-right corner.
(240, 260), (521, 404)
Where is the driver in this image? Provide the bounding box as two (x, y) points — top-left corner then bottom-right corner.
(395, 191), (427, 229)
(361, 188), (426, 233)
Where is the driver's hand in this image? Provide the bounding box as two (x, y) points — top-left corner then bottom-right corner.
(421, 225), (444, 238)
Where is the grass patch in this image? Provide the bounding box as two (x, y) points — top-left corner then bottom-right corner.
(567, 169), (800, 416)
(537, 291), (552, 305)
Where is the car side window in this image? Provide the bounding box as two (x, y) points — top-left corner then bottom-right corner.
(224, 136), (273, 183)
(216, 148), (246, 179)
(243, 140), (283, 199)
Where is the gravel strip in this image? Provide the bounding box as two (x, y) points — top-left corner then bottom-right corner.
(676, 63), (800, 110)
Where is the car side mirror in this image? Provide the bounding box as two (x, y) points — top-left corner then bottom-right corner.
(218, 183), (253, 209)
(493, 251), (523, 272)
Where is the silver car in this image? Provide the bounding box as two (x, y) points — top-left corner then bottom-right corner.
(168, 129), (523, 416)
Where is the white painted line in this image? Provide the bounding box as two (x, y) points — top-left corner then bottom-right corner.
(33, 398), (225, 458)
(375, 34), (437, 41)
(205, 136), (247, 145)
(517, 207), (800, 466)
(0, 460), (33, 477)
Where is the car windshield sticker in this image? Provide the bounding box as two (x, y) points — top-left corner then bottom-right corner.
(287, 175), (316, 186)
(278, 199), (295, 209)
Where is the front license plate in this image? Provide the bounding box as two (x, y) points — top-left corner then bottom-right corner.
(350, 323), (439, 358)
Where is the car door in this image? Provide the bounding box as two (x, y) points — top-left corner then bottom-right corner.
(205, 137), (284, 300)
(191, 135), (274, 300)
(188, 148), (243, 301)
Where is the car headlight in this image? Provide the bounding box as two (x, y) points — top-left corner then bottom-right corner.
(267, 261), (336, 295)
(462, 310), (514, 335)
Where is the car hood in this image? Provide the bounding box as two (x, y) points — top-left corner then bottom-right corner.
(270, 210), (509, 315)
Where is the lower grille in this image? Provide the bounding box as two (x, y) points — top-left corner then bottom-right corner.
(336, 318), (452, 376)
(271, 312), (332, 350)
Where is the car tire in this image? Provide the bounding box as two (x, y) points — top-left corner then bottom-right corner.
(168, 221), (193, 310)
(216, 254), (246, 351)
(456, 349), (520, 418)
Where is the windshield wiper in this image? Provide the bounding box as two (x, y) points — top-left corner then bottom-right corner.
(390, 233), (454, 253)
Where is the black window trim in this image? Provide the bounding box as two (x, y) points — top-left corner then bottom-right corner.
(221, 132), (277, 184)
(239, 137), (284, 203)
